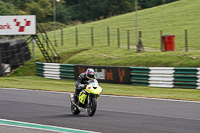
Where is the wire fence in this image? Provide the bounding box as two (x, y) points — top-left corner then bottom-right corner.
(1, 27), (200, 52)
(44, 27), (200, 52)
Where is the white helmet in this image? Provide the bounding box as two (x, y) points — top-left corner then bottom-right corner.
(86, 68), (95, 79)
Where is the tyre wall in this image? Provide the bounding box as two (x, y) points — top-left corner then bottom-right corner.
(0, 39), (31, 76)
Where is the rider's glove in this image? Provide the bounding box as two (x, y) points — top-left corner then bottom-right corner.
(79, 84), (85, 89)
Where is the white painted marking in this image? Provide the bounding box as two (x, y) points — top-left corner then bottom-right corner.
(0, 118), (99, 133)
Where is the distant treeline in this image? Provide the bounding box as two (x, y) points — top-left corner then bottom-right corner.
(0, 0), (178, 24)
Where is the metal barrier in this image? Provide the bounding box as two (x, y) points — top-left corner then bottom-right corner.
(36, 62), (75, 80)
(130, 67), (149, 86)
(36, 62), (200, 89)
(130, 67), (200, 89)
(174, 68), (198, 89)
(148, 67), (174, 88)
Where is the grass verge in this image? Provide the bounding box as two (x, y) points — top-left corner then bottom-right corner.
(2, 0), (200, 101)
(0, 76), (200, 101)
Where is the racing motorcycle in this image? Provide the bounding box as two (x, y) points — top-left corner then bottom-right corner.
(69, 79), (103, 116)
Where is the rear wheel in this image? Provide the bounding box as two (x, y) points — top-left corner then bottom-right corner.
(71, 102), (80, 115)
(87, 98), (97, 116)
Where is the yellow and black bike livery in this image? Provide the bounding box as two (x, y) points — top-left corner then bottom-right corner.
(70, 79), (103, 116)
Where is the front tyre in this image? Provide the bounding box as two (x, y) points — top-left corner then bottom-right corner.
(87, 98), (97, 116)
(71, 102), (80, 115)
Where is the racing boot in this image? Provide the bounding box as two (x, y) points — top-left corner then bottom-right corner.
(74, 89), (80, 103)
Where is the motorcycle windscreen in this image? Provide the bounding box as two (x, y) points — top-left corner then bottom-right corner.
(85, 84), (102, 94)
(86, 79), (103, 94)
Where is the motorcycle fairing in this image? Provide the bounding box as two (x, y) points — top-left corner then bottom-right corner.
(79, 91), (87, 104)
(85, 82), (103, 95)
(78, 79), (103, 104)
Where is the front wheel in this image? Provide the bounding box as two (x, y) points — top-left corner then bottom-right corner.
(87, 98), (97, 116)
(71, 102), (80, 115)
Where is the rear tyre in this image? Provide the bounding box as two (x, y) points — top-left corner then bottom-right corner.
(71, 102), (80, 115)
(87, 98), (97, 116)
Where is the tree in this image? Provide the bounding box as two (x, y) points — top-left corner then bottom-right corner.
(0, 1), (16, 15)
(1, 0), (34, 10)
(64, 0), (134, 22)
(0, 0), (179, 23)
(138, 0), (178, 9)
(103, 0), (134, 16)
(38, 0), (53, 22)
(25, 0), (53, 23)
(56, 3), (71, 24)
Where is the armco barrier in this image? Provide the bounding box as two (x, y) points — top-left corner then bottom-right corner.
(174, 68), (198, 89)
(130, 67), (149, 86)
(148, 67), (174, 88)
(36, 63), (200, 89)
(36, 62), (130, 84)
(36, 62), (75, 80)
(131, 67), (200, 89)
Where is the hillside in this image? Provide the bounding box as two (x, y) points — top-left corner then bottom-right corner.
(9, 0), (200, 76)
(49, 0), (200, 51)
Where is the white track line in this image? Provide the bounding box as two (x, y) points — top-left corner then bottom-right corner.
(0, 118), (99, 133)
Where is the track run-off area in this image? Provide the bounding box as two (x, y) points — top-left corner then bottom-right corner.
(0, 88), (200, 133)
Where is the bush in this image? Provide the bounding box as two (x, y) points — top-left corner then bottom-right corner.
(38, 22), (67, 32)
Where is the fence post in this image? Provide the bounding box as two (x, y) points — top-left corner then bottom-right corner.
(75, 27), (78, 46)
(117, 28), (120, 48)
(61, 28), (63, 46)
(127, 30), (130, 50)
(185, 29), (188, 51)
(139, 31), (142, 38)
(160, 30), (163, 51)
(91, 27), (94, 46)
(107, 26), (110, 46)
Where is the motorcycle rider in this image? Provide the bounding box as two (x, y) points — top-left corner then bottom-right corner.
(73, 68), (95, 103)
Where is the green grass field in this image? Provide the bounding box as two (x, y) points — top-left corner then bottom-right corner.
(27, 0), (200, 58)
(1, 0), (200, 101)
(29, 0), (200, 61)
(44, 0), (200, 51)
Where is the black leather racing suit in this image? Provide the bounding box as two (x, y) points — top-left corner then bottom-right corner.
(75, 72), (95, 95)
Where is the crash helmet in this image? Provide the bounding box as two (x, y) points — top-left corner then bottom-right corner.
(86, 68), (95, 79)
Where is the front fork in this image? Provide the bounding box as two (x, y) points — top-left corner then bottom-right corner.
(87, 94), (99, 107)
(87, 94), (95, 109)
(87, 95), (91, 107)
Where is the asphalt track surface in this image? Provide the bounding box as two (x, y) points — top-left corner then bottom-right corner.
(0, 88), (200, 133)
